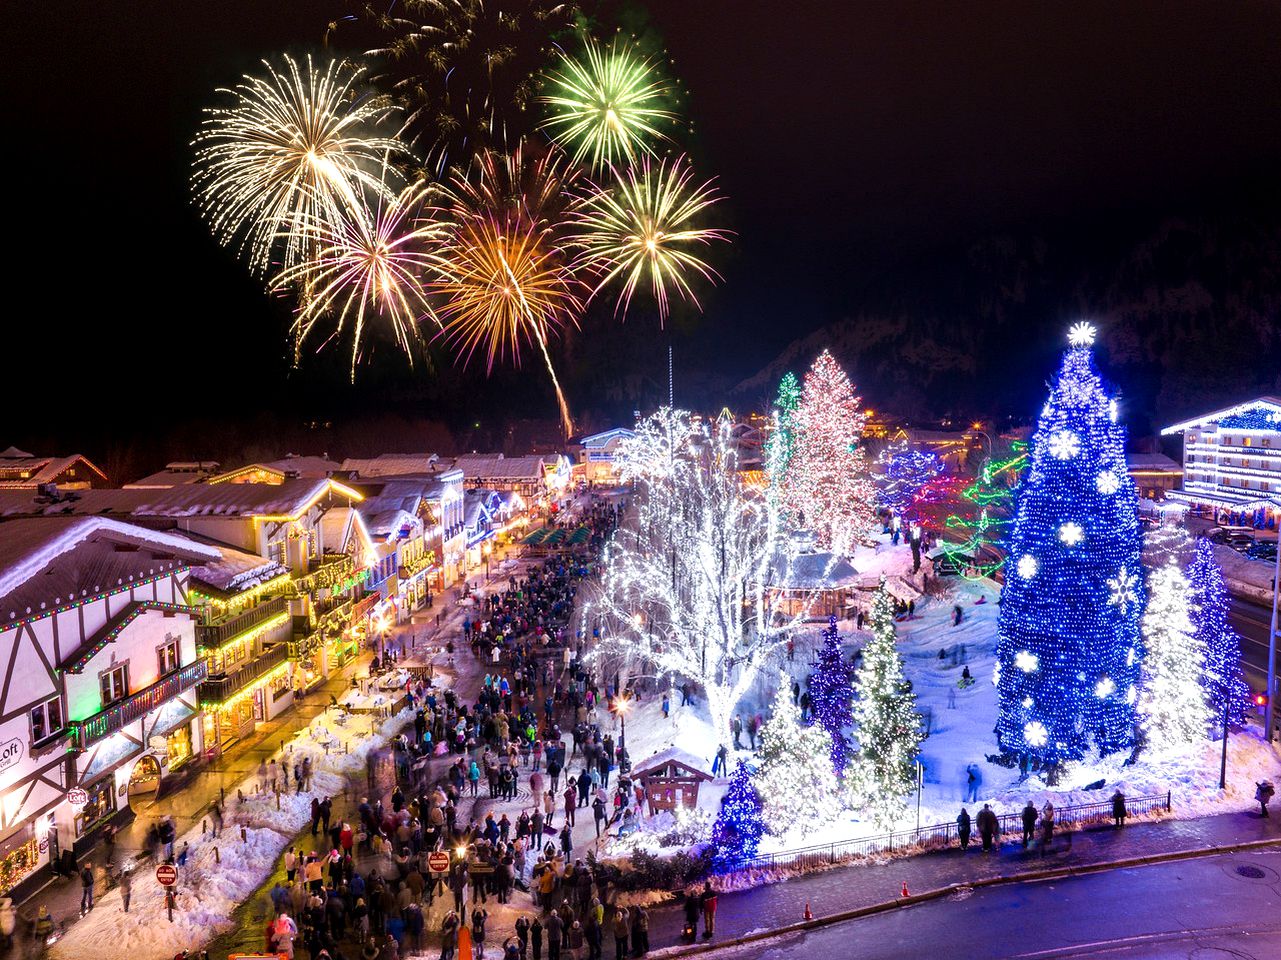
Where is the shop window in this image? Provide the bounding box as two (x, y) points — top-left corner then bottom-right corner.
(30, 696), (63, 744)
(74, 778), (117, 837)
(99, 664), (129, 707)
(157, 639), (181, 677)
(270, 672), (291, 702)
(166, 724), (193, 769)
(0, 835), (39, 896)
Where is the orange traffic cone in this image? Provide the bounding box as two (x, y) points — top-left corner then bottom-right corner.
(803, 901), (813, 921)
(901, 881), (910, 898)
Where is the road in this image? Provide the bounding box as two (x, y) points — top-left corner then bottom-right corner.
(716, 849), (1281, 960)
(1232, 596), (1278, 697)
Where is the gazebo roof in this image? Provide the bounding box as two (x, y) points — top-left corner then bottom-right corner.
(767, 550), (860, 590)
(631, 746), (714, 782)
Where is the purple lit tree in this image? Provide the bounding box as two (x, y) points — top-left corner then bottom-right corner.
(710, 761), (765, 869)
(808, 616), (854, 776)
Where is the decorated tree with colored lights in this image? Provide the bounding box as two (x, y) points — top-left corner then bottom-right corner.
(808, 616), (854, 776)
(939, 444), (1028, 579)
(1139, 563), (1210, 752)
(755, 674), (842, 836)
(995, 324), (1145, 767)
(847, 581), (923, 826)
(1187, 537), (1251, 728)
(876, 443), (943, 517)
(784, 350), (875, 555)
(710, 761), (765, 869)
(765, 372), (801, 521)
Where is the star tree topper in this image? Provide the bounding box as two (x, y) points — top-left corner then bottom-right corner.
(1068, 322), (1097, 347)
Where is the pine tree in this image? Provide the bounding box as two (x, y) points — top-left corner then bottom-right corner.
(754, 673), (842, 837)
(938, 444), (1028, 579)
(783, 350), (875, 556)
(1140, 563), (1211, 752)
(1187, 537), (1251, 728)
(995, 325), (1145, 765)
(1142, 519), (1194, 570)
(710, 761), (766, 869)
(847, 581), (924, 827)
(765, 372), (802, 521)
(808, 616), (854, 776)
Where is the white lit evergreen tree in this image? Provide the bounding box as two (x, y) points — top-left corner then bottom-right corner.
(847, 580), (923, 827)
(754, 674), (842, 836)
(1187, 537), (1251, 729)
(765, 372), (801, 522)
(1139, 562), (1211, 752)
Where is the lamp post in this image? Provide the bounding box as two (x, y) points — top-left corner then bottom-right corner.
(616, 693), (632, 770)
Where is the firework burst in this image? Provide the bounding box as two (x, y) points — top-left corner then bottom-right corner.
(192, 54), (406, 275)
(273, 174), (445, 379)
(574, 154), (730, 321)
(541, 36), (676, 171)
(433, 144), (585, 433)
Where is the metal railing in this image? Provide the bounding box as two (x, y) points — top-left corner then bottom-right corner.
(197, 595), (288, 649)
(729, 791), (1172, 873)
(71, 660), (207, 749)
(198, 643), (290, 706)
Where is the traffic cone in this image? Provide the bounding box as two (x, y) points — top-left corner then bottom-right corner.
(803, 902), (813, 921)
(901, 881), (910, 898)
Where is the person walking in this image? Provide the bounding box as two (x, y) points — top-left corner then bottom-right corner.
(699, 882), (717, 939)
(682, 889), (701, 940)
(545, 910), (563, 960)
(1038, 804), (1056, 857)
(1256, 780), (1275, 817)
(976, 803), (999, 853)
(731, 716), (743, 751)
(1021, 801), (1038, 848)
(79, 863), (95, 915)
(611, 908), (629, 960)
(956, 808), (971, 851)
(442, 910), (461, 960)
(118, 866), (132, 913)
(1111, 789), (1127, 828)
(964, 764), (981, 803)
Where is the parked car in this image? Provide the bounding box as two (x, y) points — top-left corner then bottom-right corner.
(1246, 540), (1278, 562)
(1209, 525), (1255, 546)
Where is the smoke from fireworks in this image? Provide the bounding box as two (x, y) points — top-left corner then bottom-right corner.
(433, 144), (584, 433)
(541, 37), (677, 172)
(273, 174), (445, 379)
(574, 154), (730, 321)
(192, 54), (406, 274)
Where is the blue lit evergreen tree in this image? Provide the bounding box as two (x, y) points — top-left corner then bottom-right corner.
(710, 761), (765, 870)
(1187, 537), (1251, 728)
(808, 616), (854, 776)
(995, 323), (1145, 766)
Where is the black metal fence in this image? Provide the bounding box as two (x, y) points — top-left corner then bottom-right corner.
(729, 791), (1172, 874)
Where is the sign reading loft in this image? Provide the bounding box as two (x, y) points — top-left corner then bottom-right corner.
(1162, 397), (1281, 528)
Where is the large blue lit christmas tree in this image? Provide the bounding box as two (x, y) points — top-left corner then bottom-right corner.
(995, 323), (1145, 766)
(1187, 537), (1251, 728)
(808, 616), (854, 776)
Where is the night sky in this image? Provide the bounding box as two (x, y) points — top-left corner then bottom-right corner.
(8, 2), (1281, 458)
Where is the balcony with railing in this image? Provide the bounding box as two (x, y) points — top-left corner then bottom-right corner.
(197, 595), (289, 650)
(70, 660), (208, 749)
(198, 642), (290, 707)
(285, 553), (357, 596)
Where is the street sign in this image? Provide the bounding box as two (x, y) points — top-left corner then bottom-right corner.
(427, 851), (450, 874)
(67, 788), (88, 806)
(155, 864), (177, 887)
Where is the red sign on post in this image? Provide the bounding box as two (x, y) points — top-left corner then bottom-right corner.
(427, 851), (450, 874)
(155, 864), (178, 887)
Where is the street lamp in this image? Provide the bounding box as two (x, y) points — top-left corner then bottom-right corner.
(615, 693), (632, 768)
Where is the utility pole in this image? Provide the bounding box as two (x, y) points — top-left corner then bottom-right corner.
(1267, 500), (1280, 742)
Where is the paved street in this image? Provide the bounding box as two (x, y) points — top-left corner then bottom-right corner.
(1233, 596), (1278, 694)
(646, 808), (1281, 952)
(718, 848), (1281, 959)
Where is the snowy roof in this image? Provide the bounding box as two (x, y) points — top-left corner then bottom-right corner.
(340, 453), (440, 478)
(0, 479), (362, 520)
(124, 462), (221, 489)
(631, 746), (713, 781)
(451, 454), (550, 482)
(182, 536), (287, 596)
(1162, 397), (1281, 434)
(0, 517), (220, 623)
(575, 428), (636, 449)
(0, 452), (109, 488)
(1126, 453), (1182, 473)
(767, 550), (860, 589)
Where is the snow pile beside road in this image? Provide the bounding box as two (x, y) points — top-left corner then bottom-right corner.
(50, 704), (414, 960)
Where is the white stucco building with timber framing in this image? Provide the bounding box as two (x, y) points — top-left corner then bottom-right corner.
(0, 517), (219, 900)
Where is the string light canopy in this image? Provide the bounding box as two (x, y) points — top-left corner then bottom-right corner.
(994, 325), (1145, 768)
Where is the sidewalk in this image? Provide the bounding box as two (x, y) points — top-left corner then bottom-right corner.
(643, 805), (1281, 949)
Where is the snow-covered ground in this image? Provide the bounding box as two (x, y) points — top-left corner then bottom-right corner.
(50, 700), (415, 960)
(597, 534), (1281, 864)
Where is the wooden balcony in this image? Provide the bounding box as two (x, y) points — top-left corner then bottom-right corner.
(197, 595), (289, 650)
(71, 660), (207, 749)
(197, 643), (290, 707)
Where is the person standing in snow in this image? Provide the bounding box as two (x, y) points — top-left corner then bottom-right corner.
(976, 804), (999, 852)
(956, 808), (971, 850)
(964, 764), (980, 803)
(1256, 781), (1275, 817)
(1021, 801), (1038, 848)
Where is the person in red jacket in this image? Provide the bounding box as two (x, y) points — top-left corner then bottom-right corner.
(700, 882), (718, 938)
